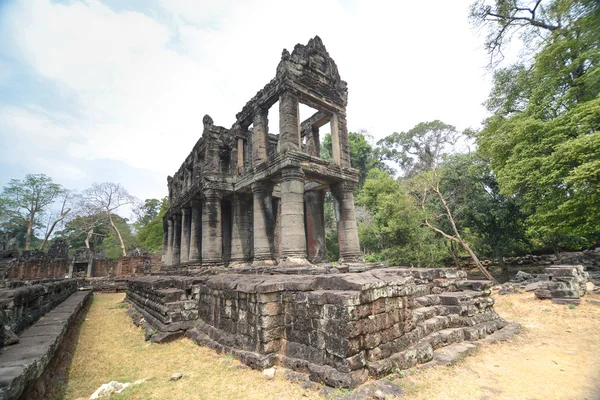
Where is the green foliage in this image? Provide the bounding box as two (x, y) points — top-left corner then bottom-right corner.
(357, 169), (449, 267)
(98, 214), (138, 259)
(0, 173), (64, 249)
(477, 0), (600, 250)
(438, 153), (529, 260)
(377, 120), (458, 176)
(136, 197), (168, 253)
(321, 131), (390, 188)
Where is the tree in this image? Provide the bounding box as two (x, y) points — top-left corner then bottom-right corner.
(133, 198), (162, 231)
(474, 0), (600, 250)
(377, 121), (458, 176)
(0, 174), (64, 250)
(357, 169), (449, 267)
(40, 190), (73, 250)
(382, 122), (497, 282)
(438, 153), (529, 277)
(60, 195), (109, 250)
(136, 197), (168, 253)
(82, 182), (136, 257)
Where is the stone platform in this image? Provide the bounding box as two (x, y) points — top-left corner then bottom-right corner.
(126, 267), (512, 388)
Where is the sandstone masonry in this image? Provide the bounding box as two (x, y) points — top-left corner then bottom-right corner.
(162, 36), (361, 270)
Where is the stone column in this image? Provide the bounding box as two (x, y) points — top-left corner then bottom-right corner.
(230, 193), (252, 263)
(337, 112), (352, 167)
(279, 90), (300, 153)
(252, 109), (268, 165)
(161, 228), (168, 264)
(180, 207), (191, 263)
(252, 182), (275, 264)
(304, 190), (326, 263)
(68, 262), (74, 279)
(202, 190), (222, 265)
(189, 200), (202, 263)
(330, 113), (340, 164)
(87, 260), (94, 277)
(172, 213), (182, 265)
(331, 182), (363, 263)
(237, 138), (245, 174)
(166, 218), (174, 265)
(280, 167), (307, 260)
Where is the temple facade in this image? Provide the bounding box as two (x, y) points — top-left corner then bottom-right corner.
(162, 36), (363, 269)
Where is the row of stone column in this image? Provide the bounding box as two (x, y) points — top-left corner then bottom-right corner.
(163, 179), (361, 266)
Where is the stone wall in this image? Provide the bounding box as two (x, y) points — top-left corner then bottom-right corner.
(0, 279), (78, 340)
(127, 268), (508, 388)
(0, 289), (92, 399)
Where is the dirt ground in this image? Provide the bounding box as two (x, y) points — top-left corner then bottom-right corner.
(401, 291), (600, 400)
(56, 291), (600, 400)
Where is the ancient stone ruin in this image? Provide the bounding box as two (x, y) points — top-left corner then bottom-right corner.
(162, 36), (361, 270)
(124, 37), (520, 389)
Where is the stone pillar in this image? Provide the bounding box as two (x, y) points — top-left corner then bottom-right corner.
(252, 182), (275, 264)
(280, 167), (307, 260)
(279, 90), (300, 153)
(331, 182), (363, 263)
(166, 218), (174, 265)
(189, 200), (201, 263)
(172, 213), (182, 265)
(330, 112), (341, 165)
(202, 190), (222, 265)
(161, 228), (168, 264)
(252, 109), (268, 165)
(304, 190), (326, 263)
(180, 207), (191, 263)
(68, 262), (74, 279)
(337, 112), (352, 167)
(230, 193), (252, 263)
(237, 138), (245, 174)
(87, 260), (93, 277)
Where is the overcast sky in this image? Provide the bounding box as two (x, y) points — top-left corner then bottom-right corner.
(0, 0), (501, 204)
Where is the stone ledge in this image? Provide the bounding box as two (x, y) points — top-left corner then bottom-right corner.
(0, 290), (92, 400)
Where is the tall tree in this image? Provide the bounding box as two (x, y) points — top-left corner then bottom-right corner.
(382, 122), (497, 282)
(0, 174), (64, 250)
(40, 189), (73, 250)
(82, 182), (136, 257)
(377, 121), (458, 176)
(473, 0), (600, 249)
(136, 197), (168, 253)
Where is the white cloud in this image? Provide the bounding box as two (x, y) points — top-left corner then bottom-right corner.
(1, 0), (499, 195)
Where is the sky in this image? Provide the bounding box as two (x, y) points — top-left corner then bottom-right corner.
(0, 0), (502, 205)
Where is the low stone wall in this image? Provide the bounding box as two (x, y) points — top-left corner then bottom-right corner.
(535, 265), (589, 305)
(0, 290), (92, 400)
(0, 280), (78, 340)
(127, 268), (508, 387)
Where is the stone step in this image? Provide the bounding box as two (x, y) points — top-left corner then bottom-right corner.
(438, 290), (485, 306)
(432, 341), (479, 365)
(414, 295), (441, 307)
(455, 280), (493, 292)
(412, 305), (449, 324)
(417, 315), (458, 336)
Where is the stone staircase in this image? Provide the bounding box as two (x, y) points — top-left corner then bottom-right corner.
(367, 288), (508, 377)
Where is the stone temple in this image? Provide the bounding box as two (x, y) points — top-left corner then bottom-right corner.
(161, 36), (361, 270)
(120, 37), (519, 389)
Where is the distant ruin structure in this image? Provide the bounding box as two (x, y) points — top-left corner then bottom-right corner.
(162, 36), (362, 269)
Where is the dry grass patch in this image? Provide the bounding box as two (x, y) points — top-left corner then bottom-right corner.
(399, 292), (600, 400)
(57, 293), (321, 400)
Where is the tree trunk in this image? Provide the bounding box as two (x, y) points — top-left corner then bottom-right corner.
(85, 228), (93, 249)
(25, 216), (33, 250)
(107, 211), (127, 257)
(40, 208), (71, 250)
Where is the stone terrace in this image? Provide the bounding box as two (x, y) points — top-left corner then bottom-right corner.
(126, 268), (509, 388)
